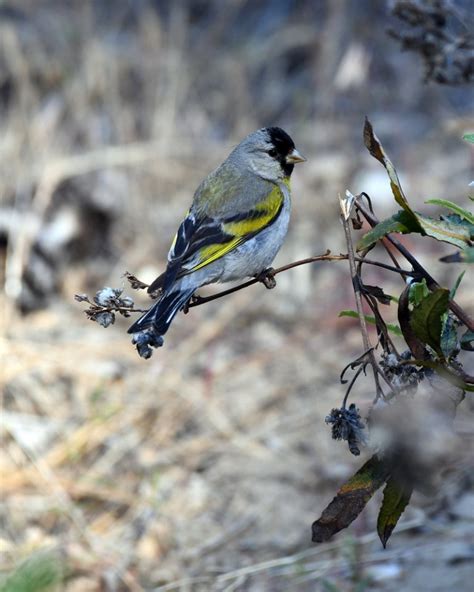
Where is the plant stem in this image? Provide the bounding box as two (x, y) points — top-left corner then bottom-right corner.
(339, 199), (384, 400)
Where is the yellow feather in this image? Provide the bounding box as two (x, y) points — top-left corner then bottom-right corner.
(190, 237), (243, 271)
(223, 184), (284, 236)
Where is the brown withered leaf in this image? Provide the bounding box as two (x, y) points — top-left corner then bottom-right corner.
(363, 118), (417, 217)
(363, 285), (392, 305)
(312, 454), (390, 543)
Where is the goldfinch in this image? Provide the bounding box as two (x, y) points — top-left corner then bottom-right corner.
(128, 127), (305, 357)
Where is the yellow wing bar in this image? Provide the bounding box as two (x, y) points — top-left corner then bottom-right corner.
(189, 184), (285, 272)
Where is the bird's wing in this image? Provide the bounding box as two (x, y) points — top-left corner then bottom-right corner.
(147, 185), (285, 294)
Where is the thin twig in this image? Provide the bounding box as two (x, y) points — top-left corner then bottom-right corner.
(339, 196), (384, 400)
(361, 292), (400, 358)
(103, 306), (148, 315)
(340, 348), (374, 385)
(342, 365), (366, 409)
(353, 222), (401, 358)
(353, 257), (415, 276)
(355, 198), (474, 332)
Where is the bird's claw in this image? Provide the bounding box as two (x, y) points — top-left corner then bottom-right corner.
(257, 268), (277, 289)
(183, 294), (201, 314)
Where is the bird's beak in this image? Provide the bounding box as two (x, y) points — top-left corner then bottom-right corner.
(286, 148), (306, 164)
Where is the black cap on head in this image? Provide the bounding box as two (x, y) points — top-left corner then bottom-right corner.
(267, 127), (295, 154)
(265, 127), (296, 176)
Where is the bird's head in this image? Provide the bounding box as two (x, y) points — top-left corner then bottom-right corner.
(232, 127), (306, 182)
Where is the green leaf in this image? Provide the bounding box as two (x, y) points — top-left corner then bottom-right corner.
(441, 313), (459, 359)
(463, 133), (474, 144)
(450, 271), (466, 299)
(441, 214), (474, 239)
(398, 284), (427, 359)
(408, 279), (429, 306)
(377, 478), (413, 548)
(410, 288), (450, 357)
(415, 213), (472, 249)
(356, 210), (419, 250)
(357, 211), (472, 251)
(339, 310), (403, 336)
(425, 199), (474, 225)
(312, 455), (390, 543)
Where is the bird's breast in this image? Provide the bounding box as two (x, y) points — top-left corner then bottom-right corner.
(220, 191), (291, 281)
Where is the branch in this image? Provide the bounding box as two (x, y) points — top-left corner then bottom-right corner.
(187, 251), (343, 308)
(186, 252), (416, 309)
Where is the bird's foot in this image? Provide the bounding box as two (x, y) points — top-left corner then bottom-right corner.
(183, 294), (202, 314)
(257, 268), (277, 289)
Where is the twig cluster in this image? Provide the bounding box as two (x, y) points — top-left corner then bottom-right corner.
(74, 287), (145, 328)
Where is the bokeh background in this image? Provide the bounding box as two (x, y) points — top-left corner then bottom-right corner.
(1, 1), (473, 590)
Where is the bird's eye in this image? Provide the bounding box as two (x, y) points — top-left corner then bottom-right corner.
(268, 148), (277, 157)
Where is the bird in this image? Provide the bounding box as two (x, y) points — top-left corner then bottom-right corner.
(128, 127), (306, 357)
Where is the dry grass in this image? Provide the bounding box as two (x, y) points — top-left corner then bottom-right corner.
(1, 2), (473, 591)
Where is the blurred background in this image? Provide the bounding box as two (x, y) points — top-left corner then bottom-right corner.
(1, 1), (473, 590)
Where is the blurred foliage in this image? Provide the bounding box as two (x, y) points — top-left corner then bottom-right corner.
(389, 0), (474, 85)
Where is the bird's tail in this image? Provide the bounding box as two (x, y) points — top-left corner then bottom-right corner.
(127, 288), (195, 336)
